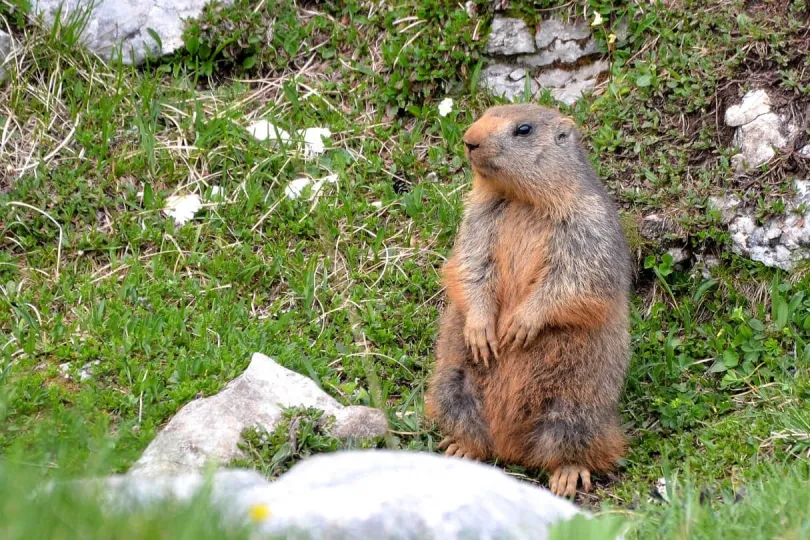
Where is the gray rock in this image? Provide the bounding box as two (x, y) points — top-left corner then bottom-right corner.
(536, 60), (608, 89)
(521, 38), (598, 67)
(731, 112), (787, 170)
(509, 67), (527, 81)
(481, 63), (538, 101)
(724, 90), (797, 171)
(129, 353), (388, 476)
(722, 181), (810, 270)
(551, 79), (596, 105)
(85, 451), (588, 539)
(725, 89), (771, 127)
(708, 195), (742, 225)
(33, 0), (231, 65)
(535, 18), (590, 49)
(0, 29), (10, 81)
(666, 247), (691, 265)
(640, 214), (678, 242)
(536, 68), (574, 88)
(487, 16), (535, 55)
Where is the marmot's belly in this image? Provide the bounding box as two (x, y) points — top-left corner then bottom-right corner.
(477, 328), (590, 462)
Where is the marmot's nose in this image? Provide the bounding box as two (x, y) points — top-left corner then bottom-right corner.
(465, 141), (480, 152)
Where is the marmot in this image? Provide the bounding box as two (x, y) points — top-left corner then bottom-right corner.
(425, 104), (632, 498)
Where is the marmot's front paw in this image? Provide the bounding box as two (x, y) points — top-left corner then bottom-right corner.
(463, 315), (499, 367)
(500, 309), (542, 351)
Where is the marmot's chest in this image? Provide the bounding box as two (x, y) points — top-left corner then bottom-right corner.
(492, 206), (550, 309)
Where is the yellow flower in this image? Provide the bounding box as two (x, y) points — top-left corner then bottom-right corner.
(591, 12), (603, 26)
(608, 33), (616, 45)
(248, 503), (272, 523)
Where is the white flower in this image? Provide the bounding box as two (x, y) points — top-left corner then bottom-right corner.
(438, 98), (454, 117)
(301, 127), (332, 159)
(591, 12), (603, 26)
(163, 194), (202, 226)
(247, 120), (291, 143)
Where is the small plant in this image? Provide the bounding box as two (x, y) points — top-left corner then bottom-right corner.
(234, 406), (341, 479)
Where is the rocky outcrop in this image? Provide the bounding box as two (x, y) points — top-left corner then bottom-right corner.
(725, 89), (797, 172)
(33, 0), (230, 64)
(129, 353), (388, 477)
(481, 15), (619, 105)
(711, 183), (810, 271)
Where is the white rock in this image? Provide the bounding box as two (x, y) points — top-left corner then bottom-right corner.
(86, 451), (586, 539)
(487, 16), (536, 55)
(521, 38), (598, 68)
(247, 120), (291, 143)
(724, 90), (771, 127)
(163, 193), (203, 226)
(708, 195), (742, 225)
(128, 353), (388, 476)
(301, 127), (331, 159)
(799, 145), (810, 157)
(731, 112), (786, 169)
(724, 181), (810, 270)
(551, 79), (596, 105)
(285, 174), (338, 200)
(536, 68), (574, 88)
(535, 18), (591, 49)
(285, 178), (313, 200)
(0, 30), (11, 82)
(481, 64), (538, 101)
(666, 247), (690, 265)
(58, 360), (100, 381)
(509, 68), (527, 81)
(33, 0), (231, 65)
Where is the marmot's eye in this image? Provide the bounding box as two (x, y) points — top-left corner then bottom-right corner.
(515, 124), (532, 136)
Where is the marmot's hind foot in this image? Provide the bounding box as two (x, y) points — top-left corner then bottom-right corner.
(437, 436), (486, 460)
(550, 465), (591, 498)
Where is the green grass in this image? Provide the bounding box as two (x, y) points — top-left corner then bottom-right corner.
(2, 0), (810, 537)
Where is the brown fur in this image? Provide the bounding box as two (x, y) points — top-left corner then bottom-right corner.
(425, 104), (632, 498)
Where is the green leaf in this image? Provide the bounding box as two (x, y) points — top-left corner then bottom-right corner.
(142, 182), (154, 208)
(748, 318), (766, 332)
(242, 55), (257, 69)
(636, 74), (652, 87)
(722, 350), (739, 368)
(693, 279), (716, 302)
(146, 28), (163, 53)
(775, 301), (789, 330)
(185, 36), (199, 55)
(709, 360), (728, 373)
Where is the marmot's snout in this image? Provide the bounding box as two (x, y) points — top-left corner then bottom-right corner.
(463, 115), (501, 167)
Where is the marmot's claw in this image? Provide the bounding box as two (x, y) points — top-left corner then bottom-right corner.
(440, 438), (485, 461)
(436, 436), (454, 451)
(549, 466), (591, 498)
(464, 321), (499, 367)
(500, 313), (540, 351)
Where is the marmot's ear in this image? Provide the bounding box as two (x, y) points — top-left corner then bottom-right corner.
(555, 117), (576, 145)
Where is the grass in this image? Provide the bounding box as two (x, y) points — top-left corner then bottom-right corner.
(2, 0), (810, 537)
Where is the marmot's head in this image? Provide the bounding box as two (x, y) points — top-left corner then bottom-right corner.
(462, 104), (583, 190)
